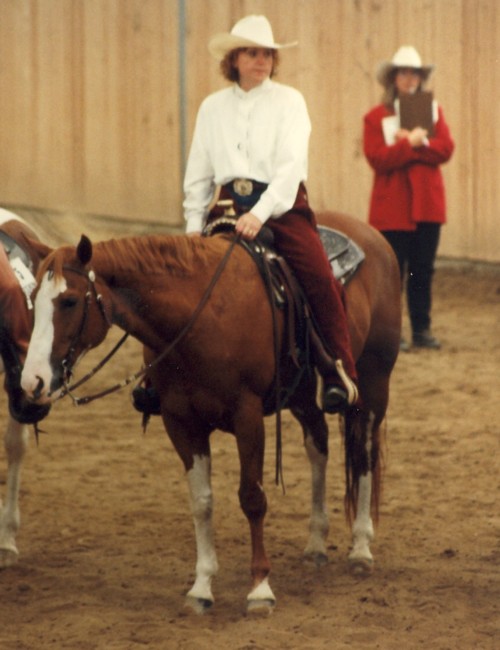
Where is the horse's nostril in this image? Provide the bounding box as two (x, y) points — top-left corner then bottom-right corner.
(33, 375), (44, 400)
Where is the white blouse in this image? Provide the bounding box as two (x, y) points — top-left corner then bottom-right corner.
(183, 78), (311, 233)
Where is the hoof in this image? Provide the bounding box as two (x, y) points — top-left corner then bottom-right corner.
(348, 555), (374, 576)
(184, 595), (213, 615)
(0, 546), (19, 569)
(303, 551), (329, 567)
(246, 598), (275, 617)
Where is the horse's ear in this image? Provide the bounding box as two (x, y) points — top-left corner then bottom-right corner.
(77, 234), (93, 266)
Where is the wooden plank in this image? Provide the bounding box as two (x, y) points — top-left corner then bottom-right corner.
(0, 0), (497, 260)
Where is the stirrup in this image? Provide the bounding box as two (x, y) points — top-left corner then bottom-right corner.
(334, 359), (358, 406)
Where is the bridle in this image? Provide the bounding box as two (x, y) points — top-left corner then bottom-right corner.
(59, 267), (113, 381)
(56, 234), (241, 406)
(54, 265), (126, 401)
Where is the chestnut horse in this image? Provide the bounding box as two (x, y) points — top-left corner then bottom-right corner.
(21, 211), (400, 613)
(0, 208), (50, 568)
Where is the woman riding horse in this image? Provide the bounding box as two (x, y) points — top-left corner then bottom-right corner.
(183, 15), (358, 413)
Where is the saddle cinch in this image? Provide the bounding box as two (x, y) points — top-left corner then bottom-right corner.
(203, 209), (365, 414)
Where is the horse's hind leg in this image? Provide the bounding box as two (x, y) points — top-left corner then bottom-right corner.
(291, 399), (330, 566)
(0, 417), (29, 567)
(344, 369), (387, 575)
(348, 410), (376, 575)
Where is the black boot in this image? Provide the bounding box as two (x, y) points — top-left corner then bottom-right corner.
(413, 330), (441, 349)
(132, 383), (161, 416)
(322, 384), (349, 414)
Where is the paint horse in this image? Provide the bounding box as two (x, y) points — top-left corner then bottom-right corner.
(21, 211), (401, 613)
(0, 208), (51, 568)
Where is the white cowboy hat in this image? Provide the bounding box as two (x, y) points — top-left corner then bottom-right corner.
(376, 46), (435, 87)
(208, 15), (297, 61)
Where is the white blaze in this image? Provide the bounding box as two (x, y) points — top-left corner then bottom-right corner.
(21, 272), (67, 402)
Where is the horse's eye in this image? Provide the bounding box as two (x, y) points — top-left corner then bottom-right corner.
(60, 296), (78, 309)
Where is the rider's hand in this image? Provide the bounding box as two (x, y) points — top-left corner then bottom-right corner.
(235, 212), (262, 241)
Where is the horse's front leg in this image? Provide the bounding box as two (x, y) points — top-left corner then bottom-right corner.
(185, 453), (219, 613)
(235, 395), (275, 615)
(161, 402), (219, 614)
(0, 417), (29, 567)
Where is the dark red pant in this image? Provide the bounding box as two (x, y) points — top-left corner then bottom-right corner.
(216, 183), (357, 382)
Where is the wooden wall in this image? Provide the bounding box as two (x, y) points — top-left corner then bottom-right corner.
(0, 0), (498, 262)
(0, 0), (180, 221)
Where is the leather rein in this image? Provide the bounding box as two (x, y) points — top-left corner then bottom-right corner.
(57, 234), (241, 406)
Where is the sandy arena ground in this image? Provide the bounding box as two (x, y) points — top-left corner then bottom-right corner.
(0, 211), (499, 649)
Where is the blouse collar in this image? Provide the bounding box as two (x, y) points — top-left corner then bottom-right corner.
(233, 78), (273, 99)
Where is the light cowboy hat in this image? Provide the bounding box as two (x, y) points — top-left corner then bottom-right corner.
(377, 46), (435, 87)
(208, 15), (298, 61)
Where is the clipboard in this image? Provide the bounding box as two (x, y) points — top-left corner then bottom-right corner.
(399, 91), (435, 136)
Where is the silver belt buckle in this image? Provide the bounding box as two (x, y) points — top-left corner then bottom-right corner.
(233, 178), (253, 197)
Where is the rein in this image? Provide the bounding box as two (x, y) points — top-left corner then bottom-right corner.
(61, 234), (241, 406)
(258, 246), (285, 491)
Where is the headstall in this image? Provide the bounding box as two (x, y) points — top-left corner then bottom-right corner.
(54, 265), (126, 401)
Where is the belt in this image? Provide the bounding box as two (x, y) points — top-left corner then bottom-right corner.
(223, 178), (268, 197)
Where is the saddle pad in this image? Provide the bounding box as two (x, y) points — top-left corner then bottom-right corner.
(318, 225), (365, 285)
(0, 229), (36, 308)
(0, 230), (33, 271)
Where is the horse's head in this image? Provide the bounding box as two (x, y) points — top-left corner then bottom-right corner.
(21, 235), (113, 404)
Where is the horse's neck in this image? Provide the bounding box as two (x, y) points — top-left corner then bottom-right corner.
(94, 236), (216, 350)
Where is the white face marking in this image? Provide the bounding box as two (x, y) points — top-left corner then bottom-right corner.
(21, 271), (67, 402)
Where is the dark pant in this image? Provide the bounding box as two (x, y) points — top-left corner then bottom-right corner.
(382, 223), (441, 335)
(214, 183), (357, 382)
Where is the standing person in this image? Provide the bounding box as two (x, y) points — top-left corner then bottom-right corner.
(183, 15), (358, 412)
(363, 46), (454, 350)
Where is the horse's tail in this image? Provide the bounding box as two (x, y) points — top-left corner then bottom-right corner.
(342, 405), (384, 525)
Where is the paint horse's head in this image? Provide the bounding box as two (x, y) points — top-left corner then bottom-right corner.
(21, 236), (112, 404)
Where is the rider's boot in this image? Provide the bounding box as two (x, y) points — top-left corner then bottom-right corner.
(132, 378), (161, 416)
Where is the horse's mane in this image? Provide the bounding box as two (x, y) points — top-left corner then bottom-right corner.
(37, 234), (217, 282)
(94, 235), (202, 277)
(37, 246), (68, 281)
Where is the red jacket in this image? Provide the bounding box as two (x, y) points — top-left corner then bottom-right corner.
(363, 103), (454, 231)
